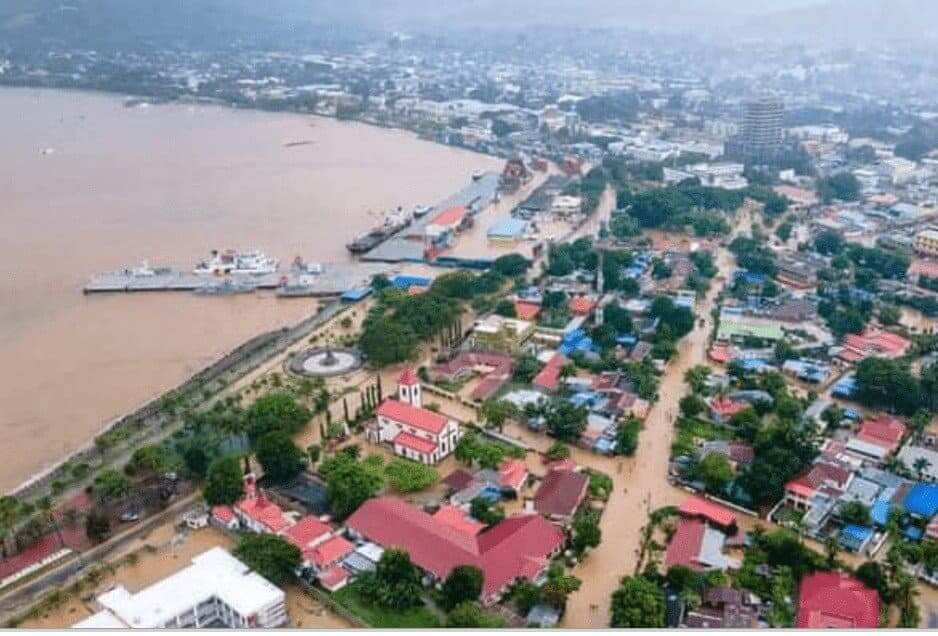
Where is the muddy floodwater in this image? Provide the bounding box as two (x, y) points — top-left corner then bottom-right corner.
(0, 87), (500, 492)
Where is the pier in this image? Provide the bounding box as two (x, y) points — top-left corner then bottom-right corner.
(83, 262), (394, 296)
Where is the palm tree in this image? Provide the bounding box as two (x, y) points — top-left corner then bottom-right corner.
(824, 535), (840, 568)
(914, 457), (932, 481)
(0, 496), (22, 556)
(38, 496), (64, 549)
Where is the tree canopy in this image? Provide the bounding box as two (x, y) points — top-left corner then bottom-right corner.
(244, 392), (311, 440)
(440, 565), (485, 611)
(610, 576), (666, 628)
(203, 456), (244, 506)
(234, 533), (301, 585)
(255, 431), (305, 484)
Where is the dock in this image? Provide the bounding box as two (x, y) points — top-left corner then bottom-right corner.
(83, 262), (394, 297)
(359, 172), (500, 264)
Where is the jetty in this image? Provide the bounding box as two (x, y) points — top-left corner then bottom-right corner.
(83, 262), (394, 296)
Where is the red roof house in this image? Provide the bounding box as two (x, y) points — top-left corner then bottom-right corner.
(281, 516), (332, 550)
(533, 469), (589, 522)
(498, 459), (528, 493)
(708, 396), (748, 424)
(785, 461), (853, 509)
(346, 497), (564, 604)
(796, 572), (880, 629)
(234, 477), (292, 534)
(567, 296), (597, 316)
(664, 518), (707, 571)
(514, 301), (542, 322)
(838, 328), (911, 363)
(318, 564), (350, 592)
(856, 415), (906, 453)
(304, 535), (355, 570)
(679, 496), (737, 532)
(533, 353), (568, 393)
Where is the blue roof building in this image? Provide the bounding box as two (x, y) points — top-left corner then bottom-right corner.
(903, 483), (938, 519)
(487, 218), (528, 241)
(390, 274), (432, 289)
(839, 524), (874, 553)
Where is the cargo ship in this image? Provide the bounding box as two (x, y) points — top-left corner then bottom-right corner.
(346, 207), (413, 254)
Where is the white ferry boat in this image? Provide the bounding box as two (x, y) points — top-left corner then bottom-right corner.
(193, 249), (279, 276)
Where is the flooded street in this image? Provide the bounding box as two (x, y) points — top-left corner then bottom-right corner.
(0, 87), (500, 492)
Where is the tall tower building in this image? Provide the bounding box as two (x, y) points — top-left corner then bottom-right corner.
(733, 95), (784, 161)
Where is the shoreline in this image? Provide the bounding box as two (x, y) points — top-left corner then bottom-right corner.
(2, 84), (508, 499)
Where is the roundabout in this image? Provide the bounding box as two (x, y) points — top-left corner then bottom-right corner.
(288, 346), (363, 377)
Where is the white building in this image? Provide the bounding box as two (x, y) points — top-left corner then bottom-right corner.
(550, 194), (582, 217)
(369, 370), (462, 464)
(663, 162), (747, 190)
(72, 548), (287, 629)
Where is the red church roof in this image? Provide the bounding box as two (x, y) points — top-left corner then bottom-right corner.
(346, 497), (563, 600)
(305, 535), (355, 569)
(377, 399), (448, 434)
(796, 572), (879, 629)
(393, 431), (438, 454)
(399, 368), (419, 386)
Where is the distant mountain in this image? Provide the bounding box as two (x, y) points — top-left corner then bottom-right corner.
(743, 0), (938, 46)
(0, 0), (833, 50)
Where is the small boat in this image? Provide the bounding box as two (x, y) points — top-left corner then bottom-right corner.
(413, 205), (432, 218)
(472, 169), (485, 181)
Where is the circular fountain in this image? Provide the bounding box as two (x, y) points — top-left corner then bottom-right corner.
(288, 346), (363, 377)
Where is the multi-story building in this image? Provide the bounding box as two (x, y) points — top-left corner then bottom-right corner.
(915, 229), (938, 257)
(369, 369), (462, 464)
(730, 95), (784, 161)
(73, 548), (288, 629)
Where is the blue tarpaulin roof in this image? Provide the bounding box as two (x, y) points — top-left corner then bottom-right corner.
(341, 287), (372, 301)
(903, 483), (938, 518)
(839, 524), (873, 551)
(871, 499), (892, 527)
(487, 218), (528, 238)
(391, 274), (432, 289)
(616, 335), (638, 346)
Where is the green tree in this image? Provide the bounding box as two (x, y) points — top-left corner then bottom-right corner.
(513, 354), (542, 383)
(839, 501), (871, 526)
(818, 172), (861, 203)
(446, 601), (507, 628)
(545, 400), (588, 442)
(321, 454), (383, 519)
(610, 576), (665, 628)
(491, 253), (530, 277)
(0, 496), (23, 548)
(479, 399), (517, 433)
(572, 508), (602, 555)
(255, 431), (305, 484)
(879, 305), (902, 326)
(493, 299), (517, 318)
(359, 319), (419, 367)
(361, 549), (423, 610)
(684, 365), (711, 393)
(541, 562), (582, 610)
(94, 469), (131, 502)
(203, 456), (244, 506)
(695, 453), (733, 493)
(384, 458), (438, 493)
(511, 580), (541, 615)
(244, 392), (311, 440)
(616, 417), (642, 456)
(85, 509), (111, 543)
(679, 394), (706, 418)
(127, 444), (170, 476)
(234, 533), (301, 585)
(440, 565), (485, 611)
(546, 441), (571, 462)
(470, 496), (505, 526)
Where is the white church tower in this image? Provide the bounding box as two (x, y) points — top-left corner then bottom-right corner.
(397, 368), (422, 408)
